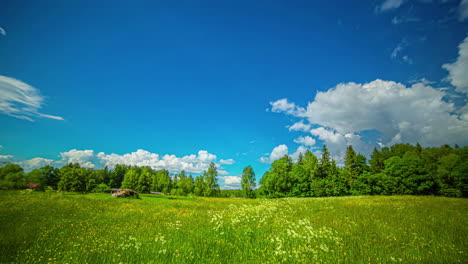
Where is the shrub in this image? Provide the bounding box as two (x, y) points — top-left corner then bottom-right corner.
(93, 183), (111, 193)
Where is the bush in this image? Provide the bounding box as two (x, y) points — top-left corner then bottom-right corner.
(439, 188), (462, 198)
(93, 183), (111, 193)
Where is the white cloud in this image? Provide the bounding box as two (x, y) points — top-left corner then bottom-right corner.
(304, 80), (467, 146)
(311, 127), (347, 145)
(0, 155), (14, 163)
(259, 144), (289, 164)
(219, 158), (235, 165)
(3, 148), (233, 174)
(443, 36), (468, 94)
(288, 121), (311, 132)
(97, 149), (220, 174)
(218, 175), (242, 190)
(258, 145), (308, 163)
(293, 136), (316, 146)
(60, 149), (96, 168)
(16, 157), (55, 171)
(270, 98), (305, 116)
(290, 146), (308, 162)
(0, 27), (5, 36)
(222, 176), (242, 185)
(459, 0), (468, 21)
(379, 0), (405, 12)
(218, 170), (230, 176)
(270, 79), (468, 163)
(0, 76), (63, 121)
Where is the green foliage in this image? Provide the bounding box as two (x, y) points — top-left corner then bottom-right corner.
(109, 164), (128, 188)
(259, 155), (293, 197)
(57, 164), (88, 193)
(121, 167), (140, 190)
(0, 164), (25, 190)
(241, 166), (256, 198)
(177, 171), (194, 195)
(39, 165), (60, 190)
(258, 143), (468, 198)
(202, 162), (220, 197)
(0, 142), (466, 198)
(152, 169), (171, 193)
(93, 183), (111, 193)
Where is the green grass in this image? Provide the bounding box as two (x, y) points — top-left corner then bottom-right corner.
(0, 192), (466, 264)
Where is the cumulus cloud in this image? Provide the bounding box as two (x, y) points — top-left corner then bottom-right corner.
(259, 144), (310, 164)
(270, 79), (468, 162)
(290, 146), (308, 162)
(258, 145), (309, 164)
(16, 157), (55, 171)
(60, 149), (96, 168)
(310, 127), (377, 164)
(304, 80), (467, 146)
(270, 98), (305, 116)
(0, 76), (63, 121)
(293, 136), (316, 146)
(218, 175), (242, 190)
(2, 148), (234, 174)
(0, 155), (14, 163)
(378, 0), (405, 12)
(97, 149), (222, 174)
(219, 158), (235, 165)
(443, 36), (468, 94)
(288, 121), (311, 132)
(259, 144), (289, 164)
(459, 0), (468, 21)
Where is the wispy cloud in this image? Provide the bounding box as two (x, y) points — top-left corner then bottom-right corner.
(0, 76), (64, 121)
(459, 0), (468, 21)
(391, 16), (421, 24)
(219, 158), (235, 165)
(378, 0), (405, 12)
(0, 27), (6, 36)
(391, 39), (413, 64)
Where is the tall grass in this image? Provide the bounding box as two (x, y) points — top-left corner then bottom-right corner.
(0, 191), (466, 263)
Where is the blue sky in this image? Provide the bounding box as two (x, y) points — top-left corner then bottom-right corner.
(1, 0), (467, 189)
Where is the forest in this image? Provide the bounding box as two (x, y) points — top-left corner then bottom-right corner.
(0, 143), (466, 198)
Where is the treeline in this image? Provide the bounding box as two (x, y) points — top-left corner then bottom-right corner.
(259, 143), (467, 198)
(0, 162), (226, 197)
(1, 143), (466, 198)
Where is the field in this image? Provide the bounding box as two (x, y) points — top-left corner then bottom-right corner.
(0, 192), (467, 264)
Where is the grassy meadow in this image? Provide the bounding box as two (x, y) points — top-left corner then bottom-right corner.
(0, 191), (467, 264)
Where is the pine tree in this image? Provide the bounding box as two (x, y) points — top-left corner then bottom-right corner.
(317, 145), (332, 178)
(344, 145), (357, 189)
